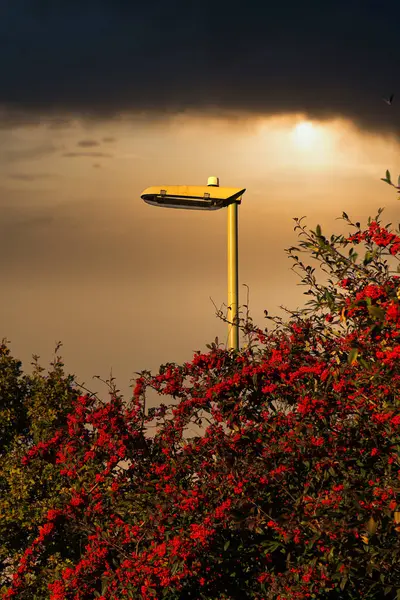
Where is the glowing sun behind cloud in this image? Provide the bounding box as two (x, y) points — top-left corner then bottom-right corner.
(292, 121), (319, 149)
(287, 119), (339, 168)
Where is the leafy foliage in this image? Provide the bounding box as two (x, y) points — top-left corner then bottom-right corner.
(0, 342), (82, 596)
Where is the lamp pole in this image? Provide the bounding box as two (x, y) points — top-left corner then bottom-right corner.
(141, 177), (244, 352)
(207, 176), (239, 351)
(227, 195), (239, 351)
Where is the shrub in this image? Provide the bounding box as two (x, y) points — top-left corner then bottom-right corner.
(1, 205), (400, 599)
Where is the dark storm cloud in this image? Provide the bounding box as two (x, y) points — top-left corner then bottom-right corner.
(0, 0), (399, 134)
(77, 140), (100, 147)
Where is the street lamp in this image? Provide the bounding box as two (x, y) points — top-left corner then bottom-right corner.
(141, 177), (246, 351)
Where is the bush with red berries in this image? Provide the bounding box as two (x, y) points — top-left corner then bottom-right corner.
(1, 204), (400, 599)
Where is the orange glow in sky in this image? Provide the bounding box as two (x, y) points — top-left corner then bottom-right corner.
(1, 111), (400, 401)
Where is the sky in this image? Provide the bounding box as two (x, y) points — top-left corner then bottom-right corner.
(1, 0), (400, 403)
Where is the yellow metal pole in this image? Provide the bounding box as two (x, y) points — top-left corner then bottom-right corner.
(227, 200), (239, 350)
(206, 176), (240, 351)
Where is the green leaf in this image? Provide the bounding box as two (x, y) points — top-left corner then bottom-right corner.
(366, 516), (378, 535)
(316, 224), (321, 236)
(381, 170), (392, 185)
(325, 291), (334, 307)
(171, 561), (180, 575)
(348, 348), (359, 365)
(224, 540), (230, 551)
(384, 586), (392, 595)
(368, 305), (385, 321)
(363, 251), (373, 265)
(264, 540), (282, 552)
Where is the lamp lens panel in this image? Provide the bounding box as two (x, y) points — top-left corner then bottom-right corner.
(142, 195), (224, 211)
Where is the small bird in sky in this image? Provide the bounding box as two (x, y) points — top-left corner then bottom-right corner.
(383, 94), (394, 105)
